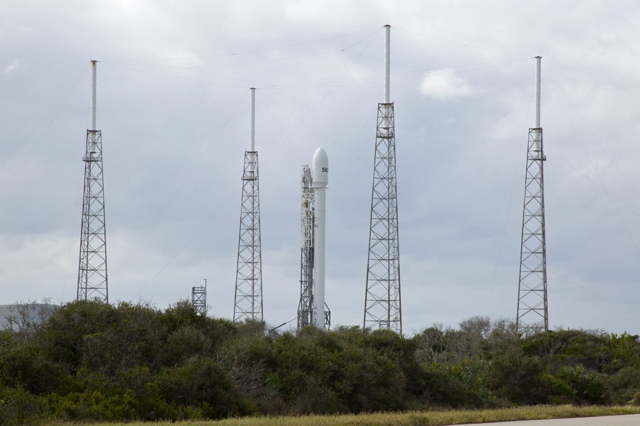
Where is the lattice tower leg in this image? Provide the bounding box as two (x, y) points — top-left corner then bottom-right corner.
(517, 128), (548, 334)
(233, 151), (263, 322)
(364, 103), (402, 334)
(77, 129), (109, 302)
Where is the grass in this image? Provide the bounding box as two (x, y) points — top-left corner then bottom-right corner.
(46, 405), (640, 425)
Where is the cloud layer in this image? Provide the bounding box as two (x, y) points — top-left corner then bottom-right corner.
(1, 0), (640, 334)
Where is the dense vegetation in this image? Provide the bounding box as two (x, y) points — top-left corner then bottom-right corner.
(1, 300), (639, 425)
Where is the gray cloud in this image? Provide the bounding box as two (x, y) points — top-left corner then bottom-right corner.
(1, 0), (640, 334)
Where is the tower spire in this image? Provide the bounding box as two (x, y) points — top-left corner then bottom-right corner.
(233, 88), (263, 322)
(364, 25), (402, 334)
(517, 56), (548, 334)
(77, 60), (109, 302)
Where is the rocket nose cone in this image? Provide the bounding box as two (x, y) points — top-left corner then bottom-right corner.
(311, 147), (329, 186)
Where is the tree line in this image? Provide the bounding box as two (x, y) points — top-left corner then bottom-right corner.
(1, 300), (639, 424)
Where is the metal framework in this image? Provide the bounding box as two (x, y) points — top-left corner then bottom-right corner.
(192, 279), (207, 316)
(364, 103), (402, 334)
(233, 151), (263, 322)
(323, 304), (331, 330)
(77, 129), (109, 302)
(298, 165), (314, 330)
(517, 127), (548, 333)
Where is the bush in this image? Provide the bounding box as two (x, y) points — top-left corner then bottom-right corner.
(0, 385), (47, 426)
(546, 365), (607, 405)
(3, 300), (640, 422)
(487, 345), (549, 405)
(605, 366), (640, 404)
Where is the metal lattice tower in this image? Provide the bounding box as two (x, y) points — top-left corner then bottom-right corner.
(192, 279), (207, 316)
(297, 165), (314, 330)
(77, 60), (109, 302)
(233, 88), (263, 322)
(364, 25), (402, 334)
(517, 56), (548, 334)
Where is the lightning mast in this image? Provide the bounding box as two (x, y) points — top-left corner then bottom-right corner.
(77, 60), (109, 302)
(516, 56), (548, 334)
(233, 88), (263, 322)
(364, 25), (402, 334)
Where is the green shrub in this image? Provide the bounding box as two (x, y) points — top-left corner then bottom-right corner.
(487, 345), (549, 405)
(605, 366), (640, 404)
(0, 385), (47, 426)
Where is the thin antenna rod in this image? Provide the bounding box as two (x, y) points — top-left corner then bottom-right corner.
(535, 56), (541, 128)
(250, 87), (256, 151)
(384, 25), (391, 103)
(90, 60), (97, 131)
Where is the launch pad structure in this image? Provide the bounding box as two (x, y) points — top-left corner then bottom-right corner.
(298, 165), (315, 330)
(67, 29), (551, 338)
(297, 151), (331, 331)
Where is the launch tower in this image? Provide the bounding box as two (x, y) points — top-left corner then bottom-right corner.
(297, 165), (315, 329)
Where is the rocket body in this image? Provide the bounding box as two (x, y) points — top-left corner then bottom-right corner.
(311, 147), (328, 328)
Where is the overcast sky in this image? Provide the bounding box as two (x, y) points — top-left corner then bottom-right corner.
(2, 0), (640, 335)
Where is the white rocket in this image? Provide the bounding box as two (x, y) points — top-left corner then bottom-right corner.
(311, 147), (328, 328)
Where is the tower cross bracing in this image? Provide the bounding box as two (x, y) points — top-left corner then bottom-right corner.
(77, 129), (109, 302)
(364, 103), (402, 334)
(517, 127), (548, 333)
(233, 150), (263, 322)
